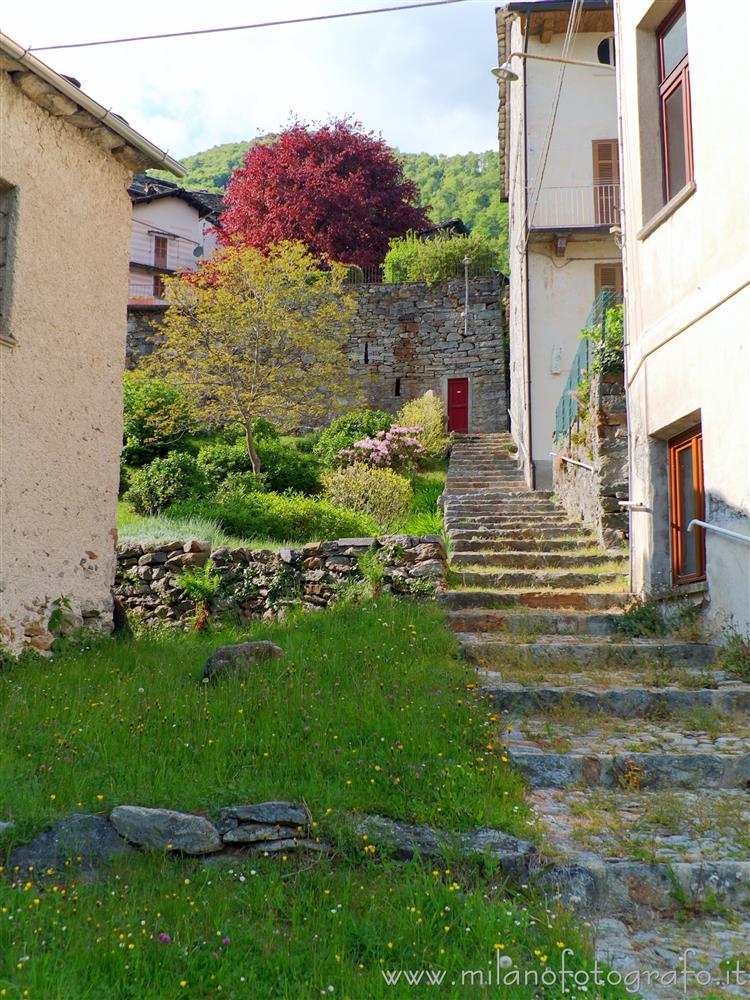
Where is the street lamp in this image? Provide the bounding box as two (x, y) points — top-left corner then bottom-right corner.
(491, 51), (616, 82)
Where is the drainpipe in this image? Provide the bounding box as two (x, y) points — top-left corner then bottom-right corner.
(521, 20), (535, 489)
(614, 0), (634, 594)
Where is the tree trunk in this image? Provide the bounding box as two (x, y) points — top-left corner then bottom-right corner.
(244, 421), (262, 474)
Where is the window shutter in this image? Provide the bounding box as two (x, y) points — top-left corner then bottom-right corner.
(593, 140), (620, 185)
(595, 263), (623, 296)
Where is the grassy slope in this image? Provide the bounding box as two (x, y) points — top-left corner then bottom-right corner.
(0, 599), (628, 999)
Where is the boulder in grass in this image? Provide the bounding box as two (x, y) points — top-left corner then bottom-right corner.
(110, 805), (222, 855)
(202, 641), (284, 682)
(8, 814), (134, 878)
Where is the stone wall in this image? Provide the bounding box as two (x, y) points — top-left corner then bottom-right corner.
(553, 372), (629, 548)
(126, 306), (166, 369)
(126, 276), (508, 432)
(350, 276), (508, 432)
(115, 534), (447, 627)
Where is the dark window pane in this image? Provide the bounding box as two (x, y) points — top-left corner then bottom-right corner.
(665, 84), (686, 197)
(661, 9), (688, 78)
(677, 445), (697, 576)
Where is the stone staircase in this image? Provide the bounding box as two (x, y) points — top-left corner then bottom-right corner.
(441, 433), (750, 998)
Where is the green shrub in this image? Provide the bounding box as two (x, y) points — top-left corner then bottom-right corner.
(397, 391), (449, 458)
(256, 437), (321, 494)
(587, 303), (624, 375)
(322, 464), (413, 531)
(197, 441), (253, 485)
(314, 410), (394, 467)
(122, 372), (195, 464)
(166, 491), (375, 544)
(197, 436), (320, 495)
(126, 453), (208, 515)
(383, 232), (501, 285)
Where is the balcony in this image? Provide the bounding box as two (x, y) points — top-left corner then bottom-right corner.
(128, 276), (167, 307)
(528, 183), (621, 231)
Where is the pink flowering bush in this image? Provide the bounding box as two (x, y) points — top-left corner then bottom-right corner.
(336, 425), (425, 471)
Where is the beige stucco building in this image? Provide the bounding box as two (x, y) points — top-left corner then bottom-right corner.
(0, 34), (184, 652)
(496, 0), (622, 488)
(614, 0), (750, 634)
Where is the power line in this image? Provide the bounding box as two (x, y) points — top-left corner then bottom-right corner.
(30, 0), (469, 52)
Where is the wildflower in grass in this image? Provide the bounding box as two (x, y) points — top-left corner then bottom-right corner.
(158, 932), (171, 944)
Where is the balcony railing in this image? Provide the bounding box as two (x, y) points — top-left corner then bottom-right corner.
(128, 277), (167, 306)
(528, 183), (621, 230)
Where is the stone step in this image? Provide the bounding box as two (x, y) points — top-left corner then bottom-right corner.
(439, 589), (631, 610)
(450, 538), (594, 552)
(446, 502), (561, 514)
(481, 677), (750, 718)
(503, 714), (749, 789)
(455, 569), (626, 589)
(443, 491), (554, 501)
(459, 634), (714, 667)
(446, 516), (576, 528)
(448, 527), (593, 541)
(450, 551), (619, 569)
(446, 608), (622, 635)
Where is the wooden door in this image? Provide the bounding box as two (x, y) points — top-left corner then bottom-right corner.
(592, 140), (620, 225)
(668, 426), (706, 584)
(447, 378), (469, 434)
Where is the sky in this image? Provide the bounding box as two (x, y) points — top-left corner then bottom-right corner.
(3, 0), (504, 159)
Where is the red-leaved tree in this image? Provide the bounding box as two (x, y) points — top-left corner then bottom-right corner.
(219, 119), (429, 269)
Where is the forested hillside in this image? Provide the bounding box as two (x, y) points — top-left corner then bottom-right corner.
(152, 142), (508, 255)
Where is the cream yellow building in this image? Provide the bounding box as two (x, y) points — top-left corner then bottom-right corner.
(0, 34), (184, 652)
(496, 0), (622, 488)
(615, 0), (750, 634)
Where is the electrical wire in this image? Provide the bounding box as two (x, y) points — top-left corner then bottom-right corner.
(29, 0), (469, 52)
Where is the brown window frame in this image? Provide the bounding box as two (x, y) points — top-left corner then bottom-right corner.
(657, 2), (693, 202)
(668, 426), (706, 585)
(153, 234), (168, 270)
(594, 262), (623, 298)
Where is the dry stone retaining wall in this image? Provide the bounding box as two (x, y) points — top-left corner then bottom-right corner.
(553, 372), (629, 548)
(115, 534), (447, 626)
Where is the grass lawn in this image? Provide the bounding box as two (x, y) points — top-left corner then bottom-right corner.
(0, 598), (624, 998)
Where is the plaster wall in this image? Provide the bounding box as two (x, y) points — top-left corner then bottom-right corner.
(617, 0), (750, 634)
(0, 72), (131, 651)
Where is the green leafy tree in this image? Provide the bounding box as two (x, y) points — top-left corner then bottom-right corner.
(144, 242), (361, 473)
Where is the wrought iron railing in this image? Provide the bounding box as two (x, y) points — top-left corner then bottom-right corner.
(554, 289), (623, 445)
(343, 254), (503, 285)
(528, 183), (621, 229)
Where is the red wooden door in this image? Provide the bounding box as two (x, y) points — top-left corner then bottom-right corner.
(447, 378), (469, 433)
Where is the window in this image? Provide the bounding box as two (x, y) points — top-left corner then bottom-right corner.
(0, 182), (16, 345)
(657, 3), (693, 201)
(153, 274), (165, 300)
(394, 377), (401, 397)
(592, 140), (620, 225)
(597, 36), (616, 65)
(595, 263), (623, 298)
(668, 426), (705, 584)
(153, 235), (168, 270)
(364, 341), (369, 364)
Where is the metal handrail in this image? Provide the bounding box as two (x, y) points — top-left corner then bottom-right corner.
(550, 451), (594, 473)
(687, 520), (750, 545)
(619, 500), (651, 512)
(507, 409), (529, 464)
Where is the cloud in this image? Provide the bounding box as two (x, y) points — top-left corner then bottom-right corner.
(7, 0), (501, 156)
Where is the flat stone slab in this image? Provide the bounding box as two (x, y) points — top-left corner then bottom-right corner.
(219, 801), (312, 827)
(221, 823), (303, 844)
(8, 814), (134, 878)
(110, 806), (222, 854)
(356, 815), (537, 879)
(532, 788), (750, 863)
(482, 680), (750, 717)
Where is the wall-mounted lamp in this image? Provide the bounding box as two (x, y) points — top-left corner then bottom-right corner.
(491, 51), (616, 82)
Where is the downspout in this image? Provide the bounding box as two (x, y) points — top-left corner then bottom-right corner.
(613, 0), (634, 594)
(521, 19), (535, 489)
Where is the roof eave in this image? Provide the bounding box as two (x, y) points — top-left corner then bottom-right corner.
(0, 32), (185, 177)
